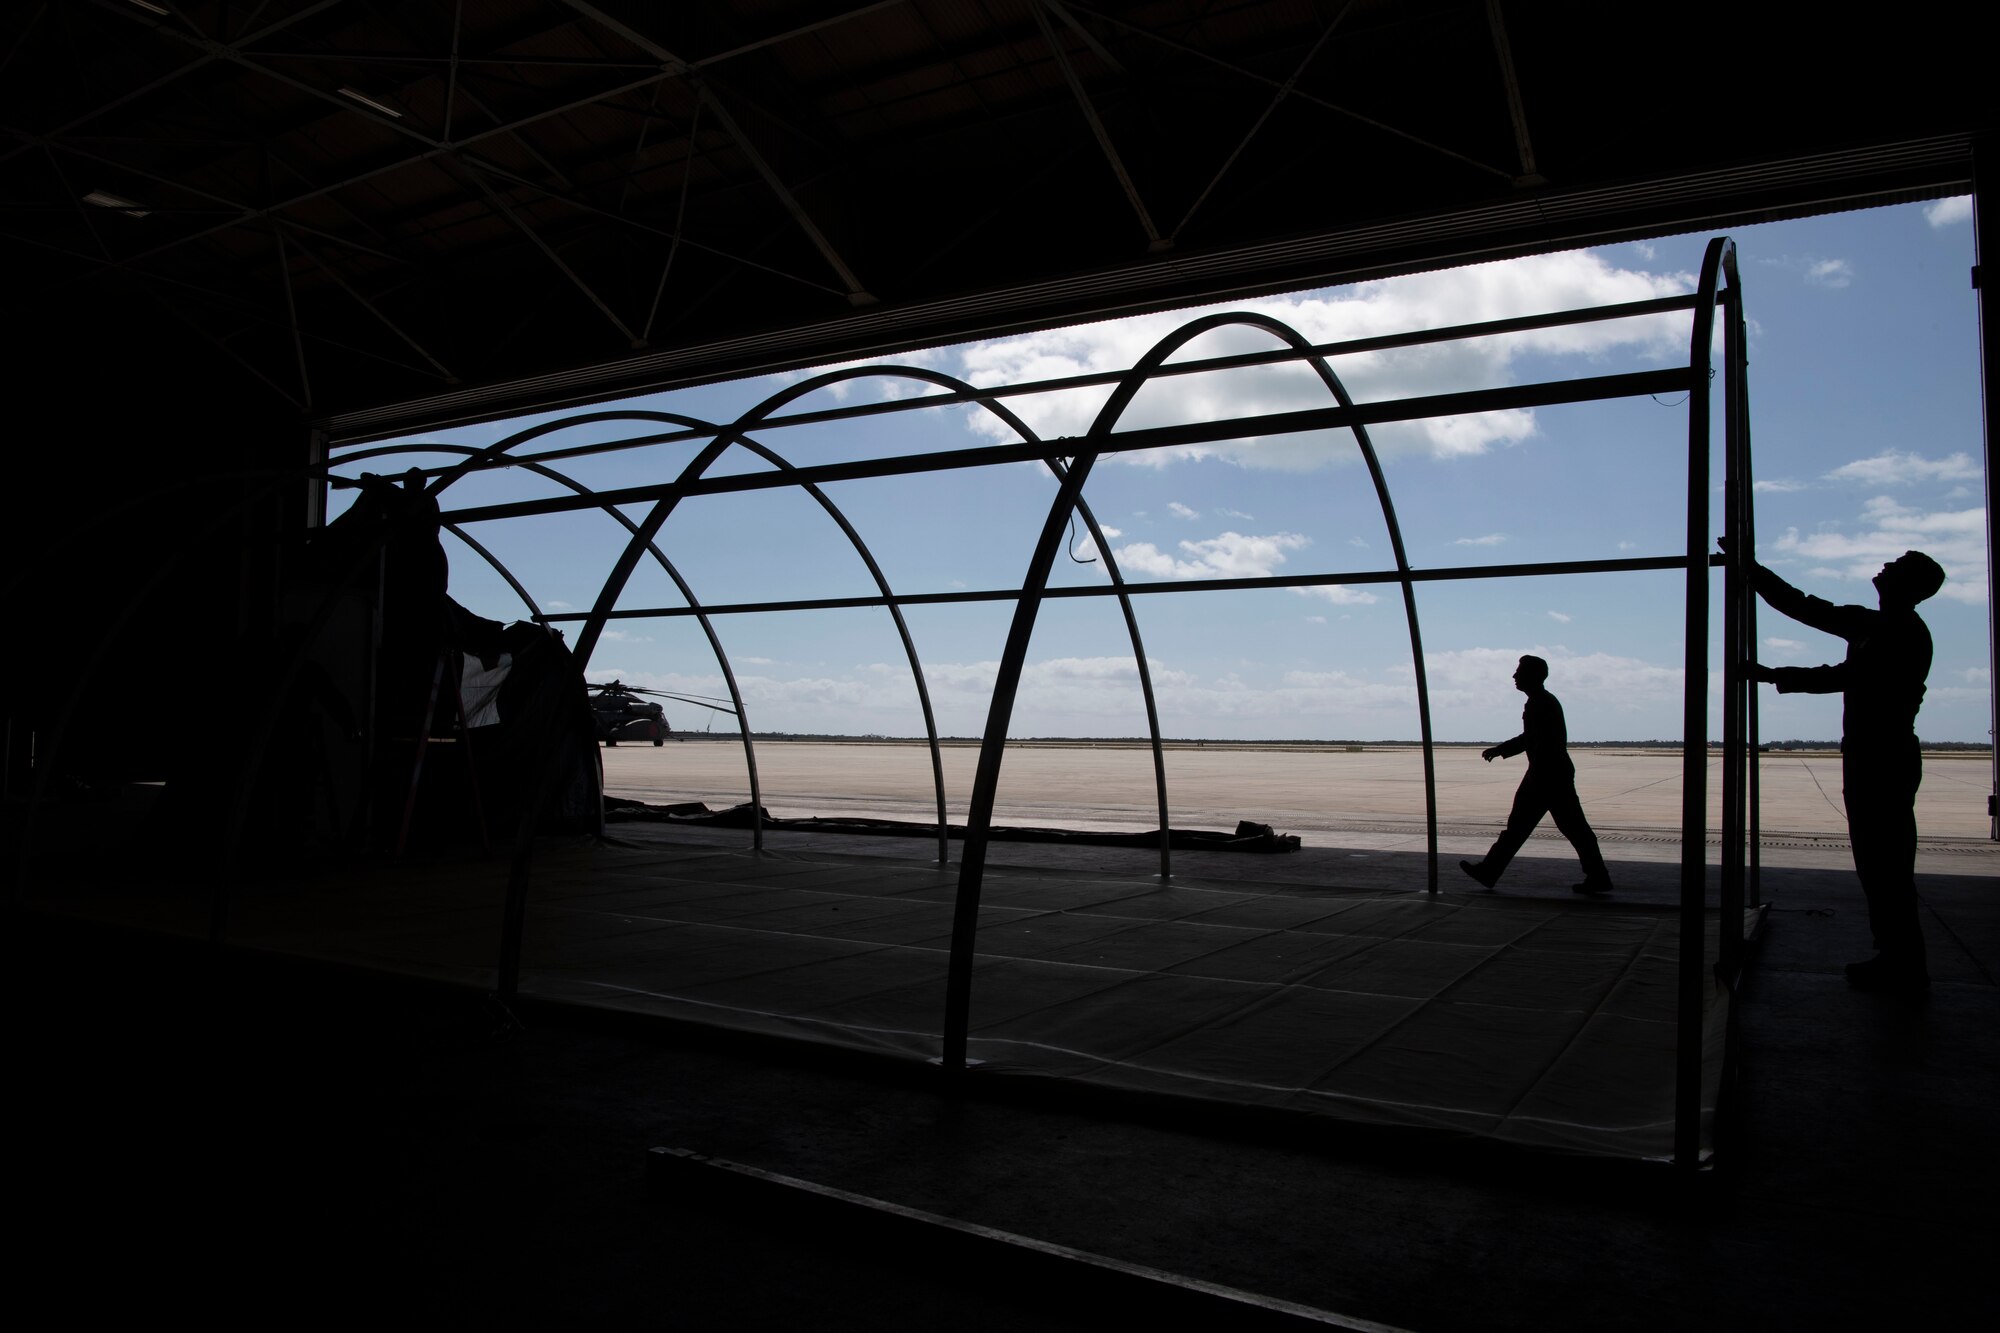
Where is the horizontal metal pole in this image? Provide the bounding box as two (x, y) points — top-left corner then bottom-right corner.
(540, 553), (1714, 621)
(438, 367), (1692, 524)
(333, 292), (1701, 469)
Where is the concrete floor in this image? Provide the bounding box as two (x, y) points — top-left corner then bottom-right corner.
(12, 825), (1997, 1330)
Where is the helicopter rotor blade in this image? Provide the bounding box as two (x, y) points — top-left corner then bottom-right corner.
(643, 692), (739, 715)
(584, 680), (737, 715)
(625, 685), (731, 703)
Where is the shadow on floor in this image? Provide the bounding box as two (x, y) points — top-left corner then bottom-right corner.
(9, 838), (1997, 1330)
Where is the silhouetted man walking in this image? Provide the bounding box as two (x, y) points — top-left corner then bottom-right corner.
(1733, 544), (1944, 992)
(1460, 655), (1613, 895)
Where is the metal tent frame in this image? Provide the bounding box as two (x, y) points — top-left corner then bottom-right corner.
(340, 236), (1761, 1170)
(19, 238), (1761, 1173)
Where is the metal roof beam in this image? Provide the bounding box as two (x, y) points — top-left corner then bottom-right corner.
(1059, 1), (1513, 181)
(641, 93), (702, 344)
(10, 130), (412, 267)
(0, 221), (445, 379)
(142, 283), (306, 409)
(1170, 1), (1350, 243)
(689, 0), (906, 68)
(4, 0), (350, 167)
(291, 232), (456, 381)
(91, 66), (687, 270)
(457, 156), (638, 344)
(458, 152), (849, 297)
(1044, 0), (1125, 75)
(1032, 0), (1163, 251)
(557, 1), (871, 302)
(1486, 0), (1542, 185)
(274, 226), (313, 407)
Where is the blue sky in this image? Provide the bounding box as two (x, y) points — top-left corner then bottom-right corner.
(335, 198), (1990, 743)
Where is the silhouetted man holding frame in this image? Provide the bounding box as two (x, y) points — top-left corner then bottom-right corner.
(1460, 655), (1614, 895)
(1728, 541), (1944, 993)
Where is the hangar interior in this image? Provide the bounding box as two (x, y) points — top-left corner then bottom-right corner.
(4, 3), (1996, 1328)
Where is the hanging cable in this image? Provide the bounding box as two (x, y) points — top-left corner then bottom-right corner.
(1068, 512), (1096, 563)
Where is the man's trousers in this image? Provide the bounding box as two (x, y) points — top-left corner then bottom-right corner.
(1480, 769), (1610, 883)
(1844, 739), (1926, 967)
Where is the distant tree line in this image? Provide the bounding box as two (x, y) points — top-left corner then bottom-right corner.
(729, 732), (1991, 751)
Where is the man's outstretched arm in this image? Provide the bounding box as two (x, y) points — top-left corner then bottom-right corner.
(1766, 662), (1848, 694)
(1719, 538), (1860, 638)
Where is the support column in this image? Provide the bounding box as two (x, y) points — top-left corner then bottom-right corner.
(1973, 142), (1998, 839)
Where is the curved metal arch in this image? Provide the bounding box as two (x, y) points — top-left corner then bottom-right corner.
(351, 442), (768, 855)
(551, 371), (1026, 678)
(411, 398), (957, 857)
(731, 362), (1177, 876)
(944, 315), (1271, 1067)
(404, 427), (966, 868)
(548, 366), (1171, 864)
(718, 432), (952, 863)
(940, 309), (1451, 1065)
(417, 408), (723, 497)
(441, 521), (546, 622)
(418, 391), (980, 860)
(1180, 311), (1442, 894)
(416, 414), (756, 844)
(1043, 456), (1174, 877)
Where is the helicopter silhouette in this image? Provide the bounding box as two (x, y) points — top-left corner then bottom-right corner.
(585, 680), (738, 746)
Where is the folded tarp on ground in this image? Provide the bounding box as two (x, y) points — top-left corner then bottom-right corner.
(603, 799), (1301, 853)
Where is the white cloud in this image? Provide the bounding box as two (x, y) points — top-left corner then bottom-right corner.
(1633, 242), (1657, 261)
(1764, 638), (1802, 651)
(599, 629), (653, 643)
(1277, 669), (1418, 710)
(1348, 535), (1370, 548)
(1752, 478), (1804, 493)
(1418, 646), (1683, 715)
(1301, 583), (1380, 606)
(1925, 196), (1972, 228)
(1547, 611), (1571, 623)
(1116, 530), (1305, 579)
(952, 249), (1694, 468)
(1455, 533), (1507, 547)
(1962, 667), (1989, 686)
(1108, 527), (1382, 603)
(1761, 254), (1855, 289)
(1305, 615), (1327, 624)
(1824, 450), (1979, 486)
(1771, 496), (1988, 603)
(1168, 501), (1200, 520)
(1617, 540), (1637, 551)
(544, 599), (573, 610)
(771, 348), (952, 403)
(1217, 508), (1255, 520)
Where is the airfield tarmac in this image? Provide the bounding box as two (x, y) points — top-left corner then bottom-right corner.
(601, 739), (1997, 872)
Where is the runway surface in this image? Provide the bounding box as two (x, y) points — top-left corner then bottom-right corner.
(602, 740), (1996, 871)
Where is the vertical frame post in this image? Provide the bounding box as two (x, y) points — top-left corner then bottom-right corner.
(1675, 238), (1729, 1173)
(1973, 143), (1999, 841)
(1719, 262), (1748, 979)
